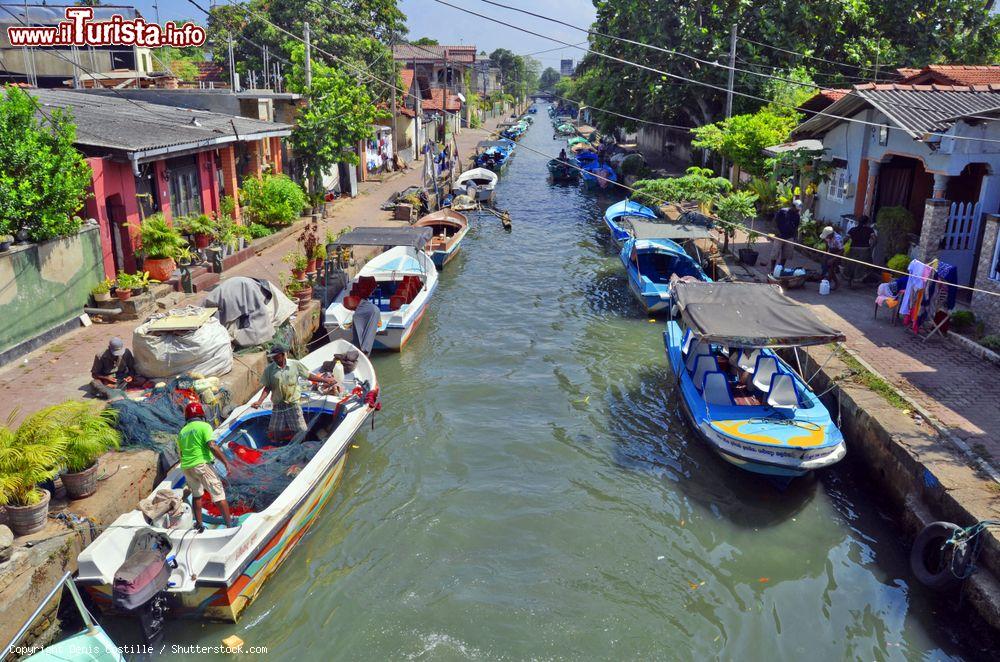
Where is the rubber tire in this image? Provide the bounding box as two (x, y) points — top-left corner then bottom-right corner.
(910, 521), (964, 590)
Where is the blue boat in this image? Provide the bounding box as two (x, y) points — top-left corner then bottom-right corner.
(581, 161), (617, 189)
(664, 281), (848, 478)
(620, 233), (710, 313)
(603, 198), (659, 244)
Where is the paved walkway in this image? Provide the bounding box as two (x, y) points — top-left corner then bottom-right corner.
(0, 118), (505, 426)
(728, 228), (1000, 467)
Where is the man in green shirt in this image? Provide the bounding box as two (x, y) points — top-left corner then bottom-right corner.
(178, 401), (233, 531)
(251, 344), (337, 441)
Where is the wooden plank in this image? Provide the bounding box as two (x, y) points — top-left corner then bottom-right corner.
(147, 307), (217, 332)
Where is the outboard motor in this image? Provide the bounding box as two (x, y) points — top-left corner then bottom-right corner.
(112, 528), (174, 644)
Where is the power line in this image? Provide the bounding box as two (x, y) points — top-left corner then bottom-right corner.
(739, 36), (897, 75)
(432, 0), (1000, 146)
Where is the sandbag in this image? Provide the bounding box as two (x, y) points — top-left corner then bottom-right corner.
(133, 314), (233, 377)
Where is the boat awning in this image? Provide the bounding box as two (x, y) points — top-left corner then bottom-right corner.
(334, 227), (433, 249)
(628, 220), (712, 241)
(673, 282), (846, 348)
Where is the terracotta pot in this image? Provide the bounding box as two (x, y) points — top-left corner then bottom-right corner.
(116, 288), (133, 301)
(6, 489), (50, 535)
(144, 257), (176, 282)
(194, 233), (213, 249)
(131, 287), (144, 296)
(882, 271), (893, 283)
(62, 462), (99, 499)
(306, 259), (318, 273)
(292, 268), (305, 280)
(0, 241), (10, 252)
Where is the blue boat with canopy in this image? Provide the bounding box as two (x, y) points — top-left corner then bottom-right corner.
(664, 281), (848, 478)
(603, 199), (659, 244)
(620, 220), (712, 313)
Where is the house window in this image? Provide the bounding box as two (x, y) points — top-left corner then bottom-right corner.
(826, 167), (850, 203)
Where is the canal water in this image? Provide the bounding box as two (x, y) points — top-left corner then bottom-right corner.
(139, 111), (989, 660)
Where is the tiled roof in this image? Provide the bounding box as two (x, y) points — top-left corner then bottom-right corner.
(793, 83), (1000, 139)
(423, 88), (462, 112)
(895, 67), (922, 79)
(195, 62), (226, 83)
(899, 65), (1000, 86)
(392, 44), (476, 64)
(798, 88), (849, 113)
(31, 89), (291, 155)
(400, 69), (415, 91)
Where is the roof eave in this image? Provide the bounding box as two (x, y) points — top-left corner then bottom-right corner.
(129, 128), (292, 164)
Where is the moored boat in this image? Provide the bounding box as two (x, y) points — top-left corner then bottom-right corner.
(664, 281), (847, 478)
(547, 158), (580, 182)
(415, 209), (470, 268)
(454, 167), (498, 201)
(620, 220), (711, 313)
(76, 339), (379, 628)
(603, 198), (659, 244)
(473, 140), (514, 173)
(324, 227), (438, 351)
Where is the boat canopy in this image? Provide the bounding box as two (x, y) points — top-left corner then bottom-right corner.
(477, 140), (513, 151)
(628, 219), (712, 241)
(334, 226), (433, 249)
(672, 281), (846, 348)
(605, 199), (658, 221)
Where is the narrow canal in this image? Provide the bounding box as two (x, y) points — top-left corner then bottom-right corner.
(151, 111), (987, 660)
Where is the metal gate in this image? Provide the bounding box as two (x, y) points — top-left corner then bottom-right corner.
(939, 201), (981, 285)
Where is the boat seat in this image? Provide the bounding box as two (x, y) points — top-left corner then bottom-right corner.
(357, 276), (377, 292)
(737, 349), (761, 374)
(766, 373), (800, 411)
(702, 371), (734, 406)
(389, 295), (406, 311)
(685, 342), (710, 372)
(680, 329), (694, 357)
(691, 354), (719, 393)
(751, 356), (781, 394)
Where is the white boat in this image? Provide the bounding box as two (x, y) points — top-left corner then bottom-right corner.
(414, 209), (470, 269)
(76, 339), (379, 625)
(453, 167), (498, 202)
(324, 227), (438, 351)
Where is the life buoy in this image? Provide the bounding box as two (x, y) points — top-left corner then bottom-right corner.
(910, 521), (963, 590)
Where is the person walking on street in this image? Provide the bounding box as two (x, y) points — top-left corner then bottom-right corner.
(819, 225), (845, 289)
(844, 215), (876, 287)
(178, 401), (232, 532)
(251, 344), (338, 441)
(769, 199), (802, 273)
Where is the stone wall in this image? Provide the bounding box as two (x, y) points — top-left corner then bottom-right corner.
(0, 227), (104, 360)
(971, 213), (1000, 335)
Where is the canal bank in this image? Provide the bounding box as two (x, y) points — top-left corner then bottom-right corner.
(79, 106), (995, 660)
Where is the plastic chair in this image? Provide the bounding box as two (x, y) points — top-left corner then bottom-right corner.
(685, 342), (710, 372)
(752, 356), (780, 394)
(691, 354), (719, 392)
(702, 371), (734, 406)
(736, 349), (760, 374)
(766, 373), (800, 411)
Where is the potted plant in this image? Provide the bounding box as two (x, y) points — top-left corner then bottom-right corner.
(885, 253), (910, 281)
(176, 246), (196, 267)
(131, 271), (154, 294)
(0, 411), (66, 535)
(134, 214), (185, 281)
(0, 234), (12, 252)
(284, 251), (309, 280)
(91, 278), (113, 303)
(739, 227), (762, 266)
(178, 213), (217, 249)
(37, 402), (120, 500)
(298, 217), (320, 273)
(115, 271), (140, 300)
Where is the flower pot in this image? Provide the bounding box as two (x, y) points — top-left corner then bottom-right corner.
(116, 288), (133, 301)
(93, 291), (111, 303)
(14, 229), (29, 244)
(144, 257), (176, 282)
(738, 248), (759, 266)
(194, 233), (213, 249)
(306, 259), (318, 273)
(292, 268), (305, 280)
(6, 489), (50, 535)
(882, 271), (892, 283)
(62, 462), (99, 499)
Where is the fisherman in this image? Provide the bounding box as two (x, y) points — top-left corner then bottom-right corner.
(90, 336), (145, 398)
(769, 199), (802, 273)
(178, 401), (233, 532)
(251, 344), (338, 441)
(558, 148), (568, 162)
(819, 226), (845, 289)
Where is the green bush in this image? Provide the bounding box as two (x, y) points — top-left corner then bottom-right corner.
(632, 167), (731, 210)
(247, 223), (273, 239)
(950, 310), (975, 331)
(876, 207), (915, 260)
(979, 335), (1000, 352)
(240, 174), (307, 227)
(886, 253), (910, 273)
(134, 213), (185, 259)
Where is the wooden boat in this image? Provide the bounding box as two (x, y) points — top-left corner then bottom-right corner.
(547, 159), (580, 182)
(620, 220), (711, 313)
(415, 209), (469, 268)
(454, 167), (498, 202)
(324, 227), (438, 351)
(603, 198), (659, 245)
(664, 281), (847, 478)
(76, 339), (379, 624)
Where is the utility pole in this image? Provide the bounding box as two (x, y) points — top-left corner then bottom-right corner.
(227, 33), (237, 92)
(304, 22), (312, 90)
(390, 59), (398, 157)
(722, 23), (737, 178)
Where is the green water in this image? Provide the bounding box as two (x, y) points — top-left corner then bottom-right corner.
(130, 111), (989, 660)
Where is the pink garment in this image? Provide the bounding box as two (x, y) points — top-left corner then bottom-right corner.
(900, 260), (930, 317)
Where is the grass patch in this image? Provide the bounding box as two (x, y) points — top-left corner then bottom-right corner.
(834, 347), (910, 411)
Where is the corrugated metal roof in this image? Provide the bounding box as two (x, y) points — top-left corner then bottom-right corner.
(31, 89), (291, 156)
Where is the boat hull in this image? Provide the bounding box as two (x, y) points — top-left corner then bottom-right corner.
(326, 291), (433, 351)
(625, 274), (670, 313)
(430, 244), (461, 268)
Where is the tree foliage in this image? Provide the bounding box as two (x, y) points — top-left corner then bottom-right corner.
(691, 110), (800, 178)
(489, 49), (540, 101)
(412, 37), (439, 45)
(632, 167), (732, 209)
(572, 0), (1000, 132)
(538, 67), (561, 91)
(0, 86), (91, 241)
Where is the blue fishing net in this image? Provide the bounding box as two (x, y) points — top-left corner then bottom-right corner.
(109, 378), (230, 451)
(223, 441), (322, 511)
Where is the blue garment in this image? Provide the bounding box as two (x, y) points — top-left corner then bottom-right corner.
(936, 262), (959, 310)
(775, 207), (801, 239)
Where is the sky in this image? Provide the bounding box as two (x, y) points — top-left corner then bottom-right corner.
(130, 0), (597, 71)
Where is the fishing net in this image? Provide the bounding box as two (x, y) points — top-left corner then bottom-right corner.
(109, 378), (231, 451)
(222, 441), (323, 512)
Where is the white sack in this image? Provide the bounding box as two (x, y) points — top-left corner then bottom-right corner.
(133, 315), (233, 378)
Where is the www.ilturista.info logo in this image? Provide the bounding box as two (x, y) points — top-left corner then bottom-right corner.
(7, 7), (206, 48)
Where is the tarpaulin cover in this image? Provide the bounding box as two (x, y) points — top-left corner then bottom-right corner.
(352, 299), (381, 354)
(133, 312), (233, 377)
(202, 277), (297, 348)
(673, 281), (846, 348)
(627, 219), (711, 241)
(335, 226), (432, 249)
